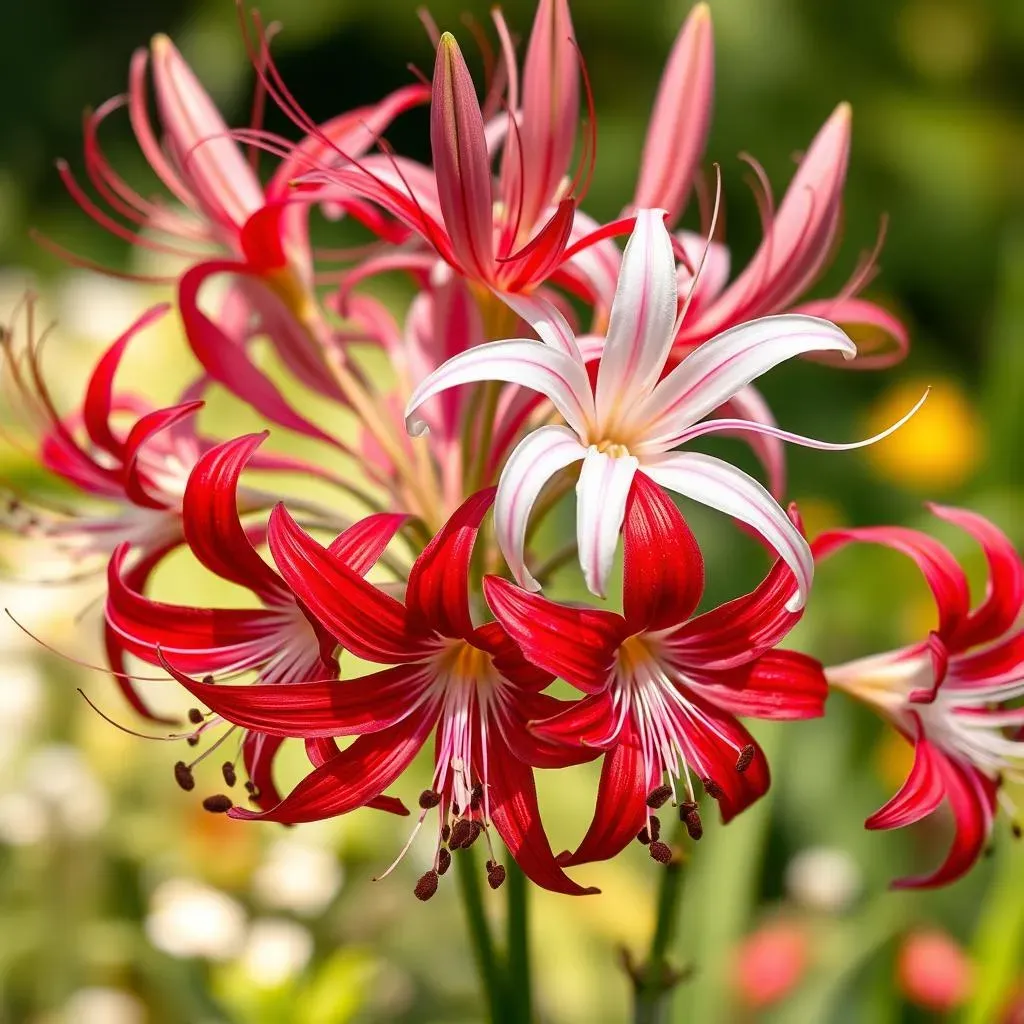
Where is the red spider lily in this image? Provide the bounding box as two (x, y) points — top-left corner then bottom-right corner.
(160, 488), (598, 896)
(814, 505), (1024, 889)
(104, 432), (408, 805)
(484, 473), (826, 866)
(54, 33), (426, 444)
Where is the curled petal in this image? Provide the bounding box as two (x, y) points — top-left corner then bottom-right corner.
(326, 512), (409, 576)
(499, 290), (583, 359)
(867, 727), (946, 831)
(121, 401), (204, 509)
(595, 209), (678, 425)
(693, 650), (827, 721)
(576, 448), (639, 598)
(633, 4), (714, 225)
(404, 340), (595, 440)
(794, 297), (909, 370)
(643, 454), (813, 611)
(494, 425), (587, 591)
(636, 315), (856, 452)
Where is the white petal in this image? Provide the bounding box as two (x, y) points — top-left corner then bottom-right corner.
(595, 209), (678, 424)
(495, 426), (587, 591)
(642, 451), (812, 611)
(636, 314), (856, 451)
(576, 448), (639, 598)
(404, 339), (595, 438)
(500, 291), (583, 361)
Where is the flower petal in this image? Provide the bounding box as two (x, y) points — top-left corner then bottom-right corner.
(633, 4), (713, 225)
(636, 315), (856, 451)
(595, 210), (678, 424)
(623, 471), (704, 631)
(576, 448), (639, 598)
(794, 297), (909, 370)
(483, 575), (624, 693)
(692, 650), (827, 721)
(326, 512), (409, 576)
(499, 290), (583, 359)
(494, 425), (587, 591)
(866, 727), (946, 831)
(705, 385), (786, 499)
(643, 453), (813, 611)
(404, 340), (594, 440)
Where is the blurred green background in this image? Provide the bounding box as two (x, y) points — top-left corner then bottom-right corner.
(0, 0), (1022, 1021)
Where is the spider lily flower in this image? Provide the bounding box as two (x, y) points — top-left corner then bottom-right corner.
(406, 209), (920, 605)
(484, 472), (827, 866)
(814, 505), (1024, 888)
(162, 489), (598, 896)
(105, 432), (408, 806)
(58, 34), (426, 444)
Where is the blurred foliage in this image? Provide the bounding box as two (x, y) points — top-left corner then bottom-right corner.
(0, 0), (1022, 1022)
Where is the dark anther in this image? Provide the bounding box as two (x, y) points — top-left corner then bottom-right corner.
(418, 789), (442, 809)
(173, 761), (195, 792)
(202, 674), (214, 685)
(414, 870), (439, 901)
(463, 820), (484, 848)
(441, 823), (451, 843)
(735, 744), (756, 774)
(646, 785), (672, 809)
(186, 735), (200, 747)
(470, 782), (484, 811)
(684, 808), (703, 842)
(487, 864), (507, 890)
(702, 777), (724, 800)
(449, 819), (474, 850)
(221, 762), (237, 788)
(636, 827), (651, 845)
(649, 841), (673, 865)
(451, 801), (461, 816)
(202, 794), (233, 814)
(187, 708), (204, 725)
(1013, 822), (1022, 840)
(678, 800), (698, 821)
(649, 815), (661, 842)
(244, 781), (256, 794)
(437, 848), (452, 875)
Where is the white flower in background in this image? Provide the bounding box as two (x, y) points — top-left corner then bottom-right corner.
(241, 918), (314, 987)
(145, 878), (247, 960)
(785, 845), (862, 913)
(253, 837), (344, 917)
(63, 987), (146, 1024)
(0, 656), (44, 772)
(0, 791), (48, 846)
(24, 744), (109, 838)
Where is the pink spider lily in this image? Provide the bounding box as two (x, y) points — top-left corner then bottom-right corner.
(405, 209), (922, 604)
(104, 432), (409, 806)
(814, 505), (1024, 889)
(161, 489), (599, 897)
(484, 472), (826, 866)
(55, 33), (427, 444)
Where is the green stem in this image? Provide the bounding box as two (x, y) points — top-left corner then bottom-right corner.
(506, 860), (532, 1023)
(456, 846), (506, 1024)
(633, 827), (689, 1024)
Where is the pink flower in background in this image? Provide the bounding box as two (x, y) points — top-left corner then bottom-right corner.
(816, 506), (1024, 888)
(734, 920), (809, 1009)
(486, 473), (826, 865)
(896, 929), (974, 1011)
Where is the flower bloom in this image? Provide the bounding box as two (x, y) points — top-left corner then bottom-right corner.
(815, 505), (1024, 887)
(485, 473), (826, 865)
(895, 929), (974, 1011)
(105, 432), (407, 806)
(407, 209), (917, 604)
(161, 489), (597, 896)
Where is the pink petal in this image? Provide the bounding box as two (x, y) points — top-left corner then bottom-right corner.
(499, 290), (583, 358)
(633, 4), (714, 225)
(576, 448), (639, 598)
(794, 297), (909, 370)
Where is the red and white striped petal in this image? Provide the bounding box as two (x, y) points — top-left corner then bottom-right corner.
(404, 340), (594, 440)
(594, 209), (678, 425)
(642, 453), (813, 610)
(499, 291), (583, 359)
(635, 315), (855, 452)
(866, 727), (946, 831)
(494, 425), (587, 591)
(576, 448), (639, 598)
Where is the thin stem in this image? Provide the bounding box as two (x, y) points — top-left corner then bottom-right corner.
(456, 846), (506, 1024)
(506, 859), (532, 1023)
(633, 826), (689, 1024)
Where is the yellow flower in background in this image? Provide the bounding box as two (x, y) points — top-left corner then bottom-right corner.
(864, 377), (984, 490)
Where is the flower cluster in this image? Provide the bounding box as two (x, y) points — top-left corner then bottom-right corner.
(3, 0), (1018, 899)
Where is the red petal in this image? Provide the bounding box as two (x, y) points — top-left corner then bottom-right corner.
(406, 488), (494, 639)
(326, 512), (409, 575)
(505, 692), (606, 768)
(487, 744), (599, 895)
(230, 712), (433, 824)
(483, 575), (625, 693)
(268, 505), (434, 663)
(183, 433), (287, 601)
(623, 472), (704, 632)
(500, 199), (576, 292)
(867, 727), (946, 831)
(529, 692), (619, 751)
(693, 650), (827, 721)
(952, 630), (1024, 689)
(243, 732), (286, 811)
(121, 400), (203, 508)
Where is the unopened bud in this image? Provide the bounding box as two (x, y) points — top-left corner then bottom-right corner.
(414, 870), (439, 901)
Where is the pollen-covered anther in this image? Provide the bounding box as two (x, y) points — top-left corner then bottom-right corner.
(649, 841), (673, 864)
(414, 870), (439, 901)
(202, 794), (233, 814)
(735, 744), (756, 773)
(646, 785), (673, 809)
(441, 822), (451, 843)
(683, 807), (703, 842)
(437, 848), (452, 875)
(702, 777), (724, 800)
(470, 782), (484, 811)
(221, 762), (237, 787)
(418, 788), (442, 809)
(201, 674), (214, 685)
(487, 863), (507, 890)
(448, 818), (474, 850)
(637, 826), (651, 846)
(1013, 822), (1022, 840)
(187, 707), (205, 724)
(186, 735), (200, 747)
(649, 815), (662, 842)
(173, 761), (195, 792)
